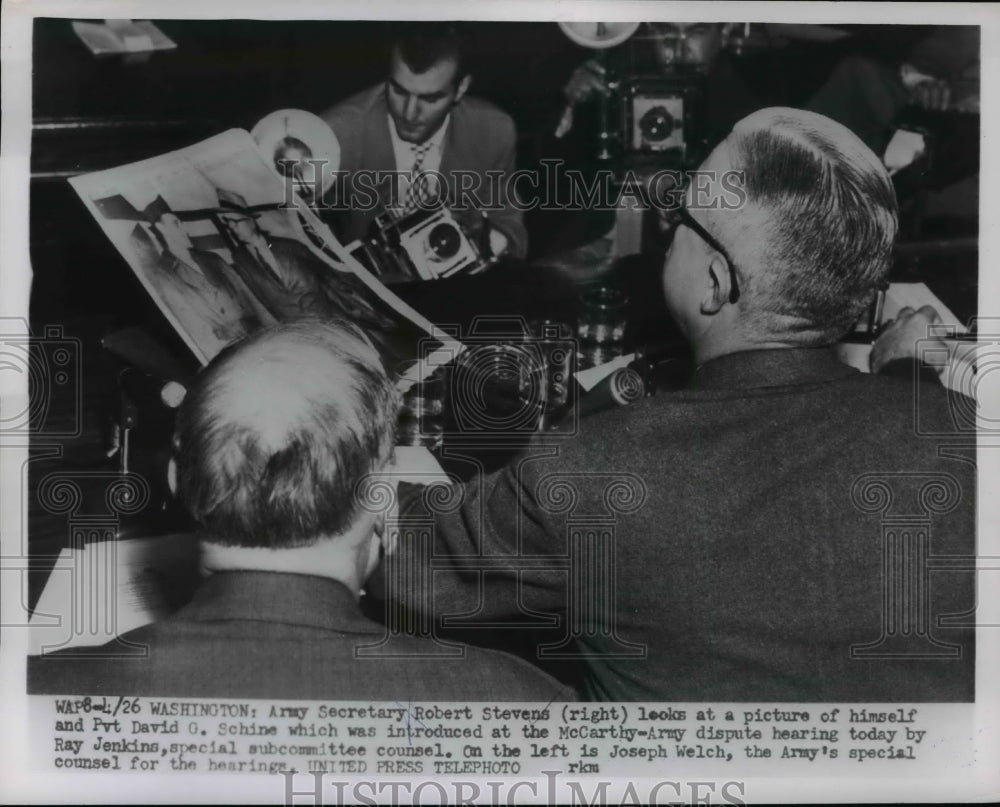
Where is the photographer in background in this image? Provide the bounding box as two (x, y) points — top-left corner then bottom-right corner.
(321, 23), (526, 277)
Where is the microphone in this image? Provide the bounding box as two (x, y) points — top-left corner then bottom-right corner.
(578, 367), (646, 417)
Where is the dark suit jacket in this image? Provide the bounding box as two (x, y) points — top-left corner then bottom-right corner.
(320, 84), (527, 259)
(388, 347), (976, 702)
(27, 571), (574, 701)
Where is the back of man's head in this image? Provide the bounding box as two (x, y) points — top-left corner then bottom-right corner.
(172, 320), (397, 549)
(722, 107), (898, 342)
(392, 22), (467, 77)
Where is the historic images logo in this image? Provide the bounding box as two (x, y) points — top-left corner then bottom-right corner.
(280, 161), (747, 215)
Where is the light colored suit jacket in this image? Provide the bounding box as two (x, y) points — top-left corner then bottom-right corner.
(320, 84), (527, 260)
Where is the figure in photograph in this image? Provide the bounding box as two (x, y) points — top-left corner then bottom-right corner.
(212, 188), (398, 332)
(96, 193), (269, 356)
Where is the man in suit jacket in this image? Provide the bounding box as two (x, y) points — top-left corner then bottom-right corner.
(28, 320), (572, 701)
(381, 108), (976, 702)
(320, 24), (527, 274)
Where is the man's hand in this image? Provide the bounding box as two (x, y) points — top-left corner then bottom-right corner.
(487, 227), (509, 260)
(564, 58), (610, 105)
(556, 59), (610, 138)
(912, 78), (952, 111)
(870, 305), (946, 374)
(900, 63), (952, 111)
(954, 94), (980, 113)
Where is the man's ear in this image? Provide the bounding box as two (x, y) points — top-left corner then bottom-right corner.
(363, 510), (389, 582)
(700, 254), (733, 316)
(454, 73), (471, 104)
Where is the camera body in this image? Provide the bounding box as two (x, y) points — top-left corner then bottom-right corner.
(405, 317), (580, 448)
(622, 77), (698, 159)
(353, 205), (487, 283)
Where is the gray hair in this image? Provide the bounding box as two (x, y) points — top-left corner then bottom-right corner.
(726, 107), (898, 341)
(173, 319), (398, 548)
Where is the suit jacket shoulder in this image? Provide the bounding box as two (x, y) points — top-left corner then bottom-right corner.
(451, 95), (516, 146)
(319, 84), (385, 174)
(320, 84), (382, 132)
(26, 571), (574, 701)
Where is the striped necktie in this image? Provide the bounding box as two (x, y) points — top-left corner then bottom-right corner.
(403, 141), (434, 214)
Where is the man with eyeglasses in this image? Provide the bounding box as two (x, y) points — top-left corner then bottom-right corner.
(381, 107), (975, 703)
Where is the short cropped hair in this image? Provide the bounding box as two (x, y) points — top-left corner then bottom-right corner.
(727, 108), (898, 340)
(391, 22), (467, 78)
(173, 320), (398, 549)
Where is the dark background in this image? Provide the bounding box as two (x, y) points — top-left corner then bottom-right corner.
(26, 19), (977, 617)
(29, 18), (965, 326)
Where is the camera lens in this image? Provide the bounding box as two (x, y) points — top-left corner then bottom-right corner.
(640, 106), (674, 142)
(427, 223), (462, 261)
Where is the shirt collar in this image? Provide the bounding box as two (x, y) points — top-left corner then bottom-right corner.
(387, 113), (450, 154)
(691, 347), (859, 391)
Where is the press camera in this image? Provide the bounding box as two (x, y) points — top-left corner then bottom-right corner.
(351, 205), (490, 283)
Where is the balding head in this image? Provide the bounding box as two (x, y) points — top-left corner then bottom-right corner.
(173, 320), (398, 548)
(718, 107), (898, 341)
